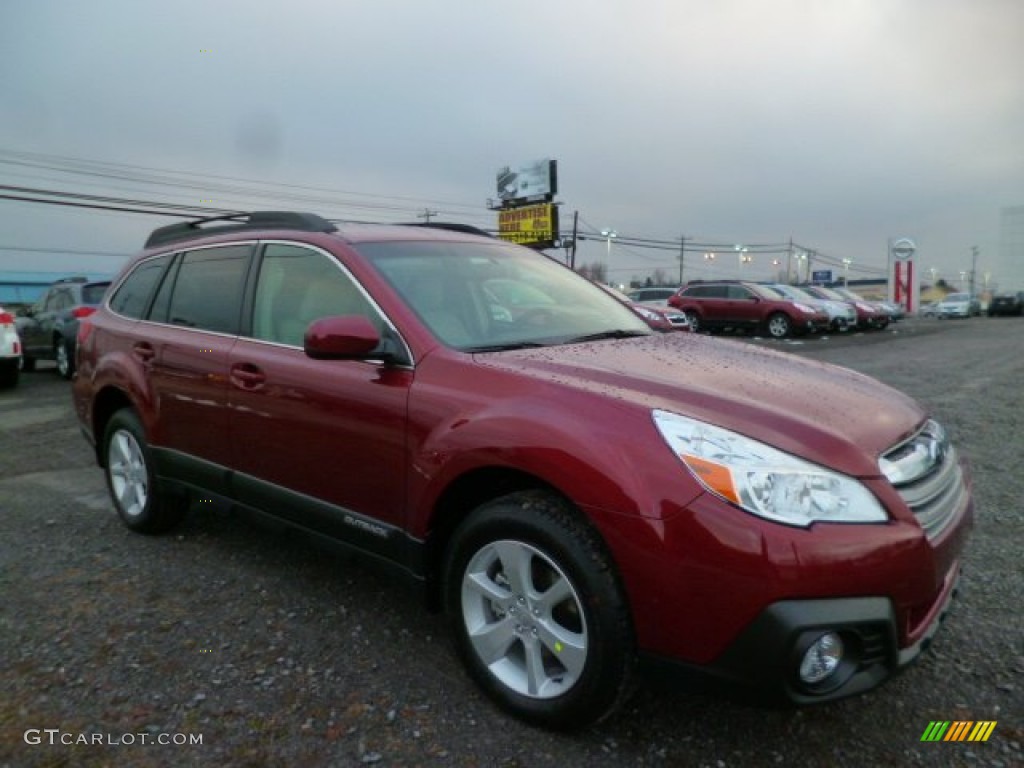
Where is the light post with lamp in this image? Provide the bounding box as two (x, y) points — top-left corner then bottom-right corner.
(735, 245), (749, 278)
(792, 251), (807, 283)
(842, 258), (852, 286)
(703, 252), (716, 276)
(600, 229), (617, 283)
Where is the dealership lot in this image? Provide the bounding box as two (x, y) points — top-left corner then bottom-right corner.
(1, 316), (1021, 767)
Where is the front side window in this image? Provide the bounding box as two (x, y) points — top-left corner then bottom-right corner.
(165, 245), (252, 334)
(251, 243), (380, 346)
(109, 254), (172, 319)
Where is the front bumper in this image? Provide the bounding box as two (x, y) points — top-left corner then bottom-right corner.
(640, 564), (962, 705)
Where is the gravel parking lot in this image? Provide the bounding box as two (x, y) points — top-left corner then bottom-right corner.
(2, 317), (1021, 767)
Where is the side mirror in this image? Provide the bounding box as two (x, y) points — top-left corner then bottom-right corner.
(304, 315), (381, 360)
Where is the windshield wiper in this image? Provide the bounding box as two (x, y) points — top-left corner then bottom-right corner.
(462, 341), (551, 353)
(561, 329), (650, 344)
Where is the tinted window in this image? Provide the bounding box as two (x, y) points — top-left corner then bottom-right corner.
(45, 288), (71, 312)
(251, 244), (378, 346)
(727, 286), (752, 300)
(109, 255), (172, 319)
(82, 283), (110, 304)
(166, 245), (251, 334)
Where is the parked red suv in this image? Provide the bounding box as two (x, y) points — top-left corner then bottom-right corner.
(669, 280), (830, 337)
(73, 212), (973, 729)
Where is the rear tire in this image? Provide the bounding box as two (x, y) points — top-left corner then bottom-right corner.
(0, 361), (18, 389)
(21, 354), (36, 372)
(443, 490), (635, 730)
(55, 336), (75, 379)
(102, 409), (187, 534)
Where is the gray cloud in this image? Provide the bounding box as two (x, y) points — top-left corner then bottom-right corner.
(1, 0), (1021, 288)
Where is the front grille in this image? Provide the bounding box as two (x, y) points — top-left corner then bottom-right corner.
(879, 421), (966, 540)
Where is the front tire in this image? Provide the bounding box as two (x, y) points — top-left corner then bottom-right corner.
(766, 312), (792, 339)
(443, 491), (635, 730)
(102, 409), (186, 534)
(684, 311), (701, 333)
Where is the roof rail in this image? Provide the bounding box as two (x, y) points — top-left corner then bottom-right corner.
(403, 222), (496, 238)
(53, 275), (89, 284)
(145, 211), (338, 249)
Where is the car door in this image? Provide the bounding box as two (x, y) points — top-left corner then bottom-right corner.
(228, 242), (411, 549)
(141, 244), (253, 486)
(726, 285), (761, 327)
(23, 287), (70, 356)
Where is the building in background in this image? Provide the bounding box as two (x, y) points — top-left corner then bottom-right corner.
(1000, 206), (1024, 290)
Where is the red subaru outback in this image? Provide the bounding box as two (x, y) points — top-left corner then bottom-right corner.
(73, 212), (972, 729)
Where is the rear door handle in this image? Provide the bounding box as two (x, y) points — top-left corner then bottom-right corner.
(230, 363), (266, 390)
(132, 342), (155, 363)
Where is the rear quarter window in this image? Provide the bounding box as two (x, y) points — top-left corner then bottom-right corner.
(109, 255), (172, 319)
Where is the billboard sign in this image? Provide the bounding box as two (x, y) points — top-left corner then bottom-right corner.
(812, 269), (833, 283)
(495, 159), (557, 205)
(497, 203), (559, 247)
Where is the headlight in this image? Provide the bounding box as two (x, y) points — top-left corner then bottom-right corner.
(793, 302), (817, 314)
(652, 410), (888, 527)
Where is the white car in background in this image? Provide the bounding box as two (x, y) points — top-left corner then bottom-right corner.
(0, 305), (22, 388)
(935, 292), (980, 318)
(627, 287), (678, 307)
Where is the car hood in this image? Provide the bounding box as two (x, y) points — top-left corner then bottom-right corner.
(476, 333), (925, 478)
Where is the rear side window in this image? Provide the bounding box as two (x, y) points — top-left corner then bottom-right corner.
(109, 255), (172, 319)
(166, 245), (252, 334)
(82, 283), (109, 304)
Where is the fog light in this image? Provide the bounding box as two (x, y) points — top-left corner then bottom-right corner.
(799, 632), (843, 684)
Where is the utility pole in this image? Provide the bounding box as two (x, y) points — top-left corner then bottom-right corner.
(787, 237), (793, 284)
(970, 245), (979, 297)
(677, 235), (689, 286)
(570, 210), (579, 269)
(417, 209), (438, 223)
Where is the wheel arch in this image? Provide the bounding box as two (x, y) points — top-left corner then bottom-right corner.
(422, 467), (584, 612)
(91, 386), (136, 467)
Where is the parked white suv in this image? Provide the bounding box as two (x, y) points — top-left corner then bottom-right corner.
(0, 306), (22, 388)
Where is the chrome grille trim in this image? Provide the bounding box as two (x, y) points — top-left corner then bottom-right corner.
(880, 421), (965, 540)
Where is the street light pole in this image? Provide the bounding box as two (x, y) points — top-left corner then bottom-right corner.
(600, 228), (617, 283)
(735, 245), (749, 278)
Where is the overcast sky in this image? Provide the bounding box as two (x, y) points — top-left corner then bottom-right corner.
(2, 0), (1022, 291)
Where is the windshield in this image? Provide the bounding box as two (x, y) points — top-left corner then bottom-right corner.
(356, 240), (651, 351)
(749, 284), (784, 299)
(774, 285), (815, 302)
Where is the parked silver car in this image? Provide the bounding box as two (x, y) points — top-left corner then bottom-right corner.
(769, 284), (856, 332)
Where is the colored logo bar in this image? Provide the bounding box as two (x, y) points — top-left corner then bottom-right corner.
(921, 721), (997, 742)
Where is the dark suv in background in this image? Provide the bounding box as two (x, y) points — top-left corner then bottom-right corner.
(669, 280), (829, 338)
(17, 276), (110, 379)
(72, 211), (972, 729)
